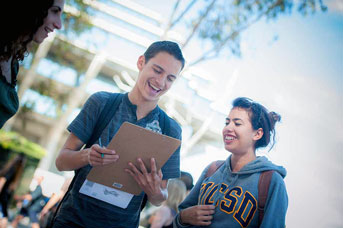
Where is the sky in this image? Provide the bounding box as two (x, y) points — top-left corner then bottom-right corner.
(139, 0), (343, 227)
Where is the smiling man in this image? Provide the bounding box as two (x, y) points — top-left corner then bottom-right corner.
(53, 41), (185, 228)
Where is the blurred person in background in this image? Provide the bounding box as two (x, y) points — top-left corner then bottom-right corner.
(0, 154), (26, 228)
(39, 177), (72, 228)
(148, 179), (187, 228)
(11, 175), (46, 228)
(0, 0), (64, 128)
(179, 171), (193, 194)
(140, 171), (193, 227)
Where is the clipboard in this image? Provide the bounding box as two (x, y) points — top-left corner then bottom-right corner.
(86, 121), (181, 195)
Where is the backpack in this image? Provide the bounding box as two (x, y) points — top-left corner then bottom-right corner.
(205, 160), (274, 226)
(51, 93), (172, 226)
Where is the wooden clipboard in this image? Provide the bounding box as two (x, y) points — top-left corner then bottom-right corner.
(86, 121), (181, 195)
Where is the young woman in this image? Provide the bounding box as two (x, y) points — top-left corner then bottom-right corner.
(174, 97), (288, 227)
(0, 0), (64, 128)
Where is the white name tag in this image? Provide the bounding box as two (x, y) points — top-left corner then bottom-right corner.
(79, 179), (134, 209)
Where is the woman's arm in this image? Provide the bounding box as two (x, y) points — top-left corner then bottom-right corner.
(177, 205), (215, 227)
(174, 163), (217, 227)
(150, 206), (170, 228)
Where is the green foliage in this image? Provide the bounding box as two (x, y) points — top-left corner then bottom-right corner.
(50, 39), (89, 74)
(62, 0), (94, 36)
(0, 130), (46, 159)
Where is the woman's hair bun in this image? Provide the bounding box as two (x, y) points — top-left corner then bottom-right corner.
(269, 111), (281, 128)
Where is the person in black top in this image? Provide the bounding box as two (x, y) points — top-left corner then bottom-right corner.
(0, 0), (64, 128)
(0, 154), (26, 228)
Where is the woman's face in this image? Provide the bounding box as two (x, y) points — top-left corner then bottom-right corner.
(222, 108), (262, 155)
(33, 0), (65, 43)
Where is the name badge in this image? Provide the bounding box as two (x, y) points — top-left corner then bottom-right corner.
(79, 179), (133, 209)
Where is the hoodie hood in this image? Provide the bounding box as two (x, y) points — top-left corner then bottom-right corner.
(226, 155), (287, 178)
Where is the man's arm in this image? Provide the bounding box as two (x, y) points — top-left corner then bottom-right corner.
(147, 179), (168, 206)
(55, 133), (119, 171)
(126, 158), (167, 206)
(55, 133), (89, 171)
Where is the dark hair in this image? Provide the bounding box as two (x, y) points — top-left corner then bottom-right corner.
(0, 0), (54, 61)
(180, 171), (194, 191)
(144, 41), (185, 70)
(0, 154), (27, 191)
(232, 97), (281, 150)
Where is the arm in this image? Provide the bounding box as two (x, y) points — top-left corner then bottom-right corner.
(260, 173), (288, 228)
(174, 164), (215, 227)
(178, 205), (215, 227)
(14, 193), (32, 201)
(150, 206), (170, 228)
(40, 177), (72, 218)
(55, 133), (119, 171)
(126, 158), (167, 206)
(40, 193), (61, 218)
(0, 177), (6, 193)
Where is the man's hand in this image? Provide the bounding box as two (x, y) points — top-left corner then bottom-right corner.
(125, 158), (167, 205)
(86, 144), (119, 166)
(180, 205), (215, 226)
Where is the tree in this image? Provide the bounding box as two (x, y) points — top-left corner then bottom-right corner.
(162, 0), (327, 155)
(165, 0), (327, 67)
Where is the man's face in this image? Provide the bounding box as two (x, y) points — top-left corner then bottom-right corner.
(136, 51), (182, 102)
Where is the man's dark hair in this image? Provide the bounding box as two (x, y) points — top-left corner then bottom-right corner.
(144, 41), (185, 70)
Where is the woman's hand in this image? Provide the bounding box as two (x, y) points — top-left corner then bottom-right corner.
(180, 205), (215, 226)
(125, 158), (167, 205)
(86, 144), (119, 166)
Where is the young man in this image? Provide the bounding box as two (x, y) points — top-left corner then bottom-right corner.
(53, 41), (185, 228)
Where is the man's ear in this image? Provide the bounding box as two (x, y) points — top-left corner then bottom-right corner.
(137, 55), (145, 71)
(253, 128), (264, 141)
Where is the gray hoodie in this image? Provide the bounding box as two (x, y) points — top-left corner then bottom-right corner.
(174, 155), (288, 228)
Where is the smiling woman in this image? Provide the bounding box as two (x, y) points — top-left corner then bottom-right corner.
(0, 0), (65, 128)
(174, 97), (288, 228)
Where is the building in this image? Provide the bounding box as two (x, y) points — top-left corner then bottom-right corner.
(5, 0), (229, 178)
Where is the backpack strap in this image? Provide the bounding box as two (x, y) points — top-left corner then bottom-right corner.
(205, 160), (225, 178)
(85, 93), (123, 148)
(258, 170), (274, 226)
(52, 93), (123, 224)
(159, 108), (170, 135)
(69, 93), (123, 191)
